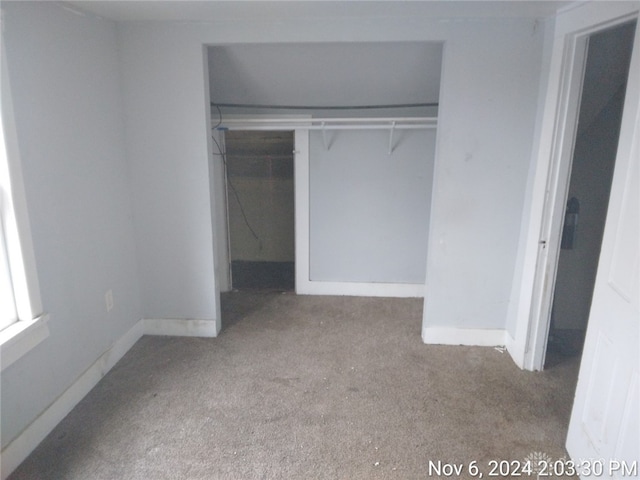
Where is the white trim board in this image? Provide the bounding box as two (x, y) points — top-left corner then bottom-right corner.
(504, 332), (526, 370)
(1, 316), (497, 479)
(211, 126), (425, 300)
(144, 318), (219, 337)
(0, 317), (220, 479)
(0, 320), (144, 479)
(422, 327), (507, 347)
(0, 314), (49, 372)
(292, 128), (426, 299)
(508, 2), (640, 371)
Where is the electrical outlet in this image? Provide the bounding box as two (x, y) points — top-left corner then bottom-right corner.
(105, 289), (114, 312)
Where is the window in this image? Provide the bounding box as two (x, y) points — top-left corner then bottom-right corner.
(0, 38), (49, 370)
(1, 168), (18, 331)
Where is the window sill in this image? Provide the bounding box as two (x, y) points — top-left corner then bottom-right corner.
(0, 314), (49, 371)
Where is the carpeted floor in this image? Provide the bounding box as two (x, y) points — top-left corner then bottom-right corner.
(9, 292), (580, 479)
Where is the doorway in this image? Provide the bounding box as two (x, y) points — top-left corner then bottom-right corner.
(544, 21), (636, 367)
(224, 130), (296, 291)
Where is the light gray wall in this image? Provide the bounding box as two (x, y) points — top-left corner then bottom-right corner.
(0, 2), (550, 456)
(310, 130), (434, 284)
(228, 177), (295, 262)
(423, 20), (545, 330)
(1, 2), (141, 448)
(208, 42), (442, 118)
(118, 14), (546, 332)
(225, 131), (295, 263)
(505, 17), (557, 338)
(118, 24), (217, 320)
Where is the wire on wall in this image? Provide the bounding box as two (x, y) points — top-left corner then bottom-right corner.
(211, 105), (263, 251)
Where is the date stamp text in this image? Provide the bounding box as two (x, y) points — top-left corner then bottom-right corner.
(427, 455), (639, 478)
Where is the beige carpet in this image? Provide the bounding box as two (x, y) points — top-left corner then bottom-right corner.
(9, 292), (580, 479)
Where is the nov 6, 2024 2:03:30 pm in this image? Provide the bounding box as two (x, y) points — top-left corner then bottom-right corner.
(427, 456), (639, 478)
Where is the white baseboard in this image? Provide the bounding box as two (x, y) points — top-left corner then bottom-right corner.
(4, 315), (510, 479)
(143, 318), (220, 337)
(1, 316), (221, 479)
(297, 280), (424, 298)
(422, 326), (507, 346)
(504, 332), (527, 369)
(0, 319), (145, 480)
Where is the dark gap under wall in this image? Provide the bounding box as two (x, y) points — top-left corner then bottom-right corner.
(230, 261), (294, 291)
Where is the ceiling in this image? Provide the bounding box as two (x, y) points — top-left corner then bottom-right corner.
(208, 42), (442, 115)
(64, 1), (571, 23)
(61, 0), (571, 118)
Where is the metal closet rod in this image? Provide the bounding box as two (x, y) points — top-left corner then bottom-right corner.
(217, 124), (436, 131)
(211, 102), (439, 110)
(216, 117), (437, 131)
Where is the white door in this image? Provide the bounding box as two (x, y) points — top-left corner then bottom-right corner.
(566, 23), (640, 477)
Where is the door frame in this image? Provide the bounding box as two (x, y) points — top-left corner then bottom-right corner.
(509, 2), (639, 371)
(211, 117), (305, 293)
(566, 13), (640, 462)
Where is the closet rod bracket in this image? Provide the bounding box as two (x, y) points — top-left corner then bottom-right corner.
(388, 121), (396, 155)
(321, 122), (330, 151)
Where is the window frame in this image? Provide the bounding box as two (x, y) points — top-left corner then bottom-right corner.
(0, 31), (49, 371)
(0, 195), (18, 330)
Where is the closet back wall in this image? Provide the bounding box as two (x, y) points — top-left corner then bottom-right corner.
(310, 129), (434, 284)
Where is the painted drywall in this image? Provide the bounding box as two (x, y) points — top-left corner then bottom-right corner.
(505, 17), (557, 340)
(226, 131), (295, 263)
(208, 42), (441, 118)
(118, 25), (217, 320)
(117, 14), (546, 331)
(309, 129), (434, 284)
(1, 2), (140, 449)
(422, 20), (546, 331)
(228, 177), (295, 262)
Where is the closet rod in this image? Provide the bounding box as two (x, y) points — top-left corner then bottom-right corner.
(218, 117), (436, 125)
(215, 117), (437, 131)
(212, 102), (438, 110)
(216, 124), (436, 131)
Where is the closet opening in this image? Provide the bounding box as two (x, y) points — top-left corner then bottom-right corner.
(224, 130), (295, 292)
